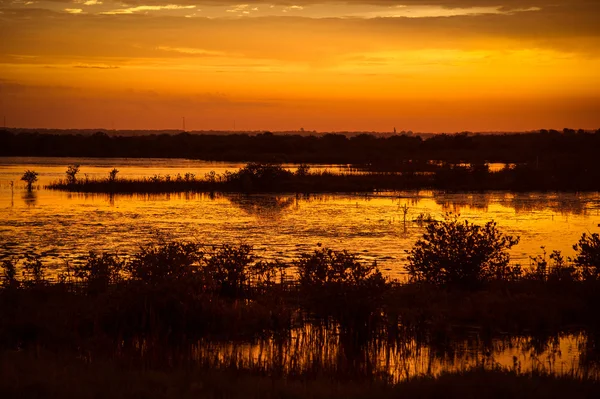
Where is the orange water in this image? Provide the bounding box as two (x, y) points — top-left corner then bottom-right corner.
(1, 157), (599, 278)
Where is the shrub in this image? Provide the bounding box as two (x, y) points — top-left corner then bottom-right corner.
(573, 233), (600, 280)
(407, 216), (521, 288)
(204, 244), (254, 297)
(108, 168), (119, 182)
(225, 163), (293, 191)
(65, 164), (80, 184)
(74, 252), (125, 294)
(1, 258), (20, 289)
(127, 242), (203, 284)
(527, 248), (580, 283)
(20, 170), (38, 191)
(21, 254), (47, 287)
(297, 248), (386, 289)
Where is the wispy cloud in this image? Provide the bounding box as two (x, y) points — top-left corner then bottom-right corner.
(74, 63), (119, 69)
(101, 4), (195, 15)
(156, 46), (228, 57)
(64, 8), (83, 14)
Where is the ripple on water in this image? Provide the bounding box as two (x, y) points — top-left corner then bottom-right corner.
(1, 159), (600, 279)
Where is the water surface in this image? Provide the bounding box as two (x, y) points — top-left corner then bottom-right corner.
(1, 157), (599, 278)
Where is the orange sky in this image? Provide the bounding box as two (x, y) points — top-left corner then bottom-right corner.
(1, 0), (599, 132)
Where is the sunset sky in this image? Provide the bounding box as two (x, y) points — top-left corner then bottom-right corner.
(1, 0), (599, 132)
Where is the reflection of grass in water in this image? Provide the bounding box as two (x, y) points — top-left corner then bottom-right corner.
(2, 351), (600, 399)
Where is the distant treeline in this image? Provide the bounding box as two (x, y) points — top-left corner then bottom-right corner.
(2, 129), (600, 167)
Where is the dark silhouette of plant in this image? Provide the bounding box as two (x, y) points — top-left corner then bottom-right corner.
(573, 233), (600, 280)
(297, 247), (386, 289)
(295, 164), (310, 177)
(1, 258), (20, 289)
(225, 163), (293, 191)
(65, 164), (80, 184)
(74, 252), (124, 294)
(21, 254), (47, 287)
(108, 168), (119, 183)
(20, 170), (38, 191)
(251, 259), (286, 288)
(126, 241), (203, 284)
(527, 248), (579, 282)
(205, 244), (254, 296)
(407, 216), (521, 288)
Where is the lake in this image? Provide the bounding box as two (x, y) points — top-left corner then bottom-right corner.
(1, 157), (600, 279)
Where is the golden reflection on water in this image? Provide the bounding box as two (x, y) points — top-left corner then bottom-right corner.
(122, 325), (598, 382)
(1, 158), (599, 279)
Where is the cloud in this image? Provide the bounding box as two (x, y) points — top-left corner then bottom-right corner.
(101, 4), (195, 14)
(73, 63), (119, 69)
(64, 7), (83, 13)
(156, 46), (229, 57)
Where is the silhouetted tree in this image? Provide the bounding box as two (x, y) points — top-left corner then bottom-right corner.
(66, 164), (80, 184)
(20, 170), (38, 191)
(108, 168), (119, 182)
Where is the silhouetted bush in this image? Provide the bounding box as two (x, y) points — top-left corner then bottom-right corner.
(573, 233), (600, 280)
(297, 248), (384, 288)
(65, 164), (80, 184)
(20, 170), (38, 191)
(74, 252), (125, 294)
(224, 163), (294, 191)
(204, 244), (254, 297)
(407, 216), (521, 288)
(1, 259), (19, 289)
(21, 255), (48, 288)
(126, 241), (203, 284)
(526, 249), (580, 283)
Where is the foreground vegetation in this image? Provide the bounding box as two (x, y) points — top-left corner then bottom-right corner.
(2, 218), (600, 396)
(2, 219), (600, 345)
